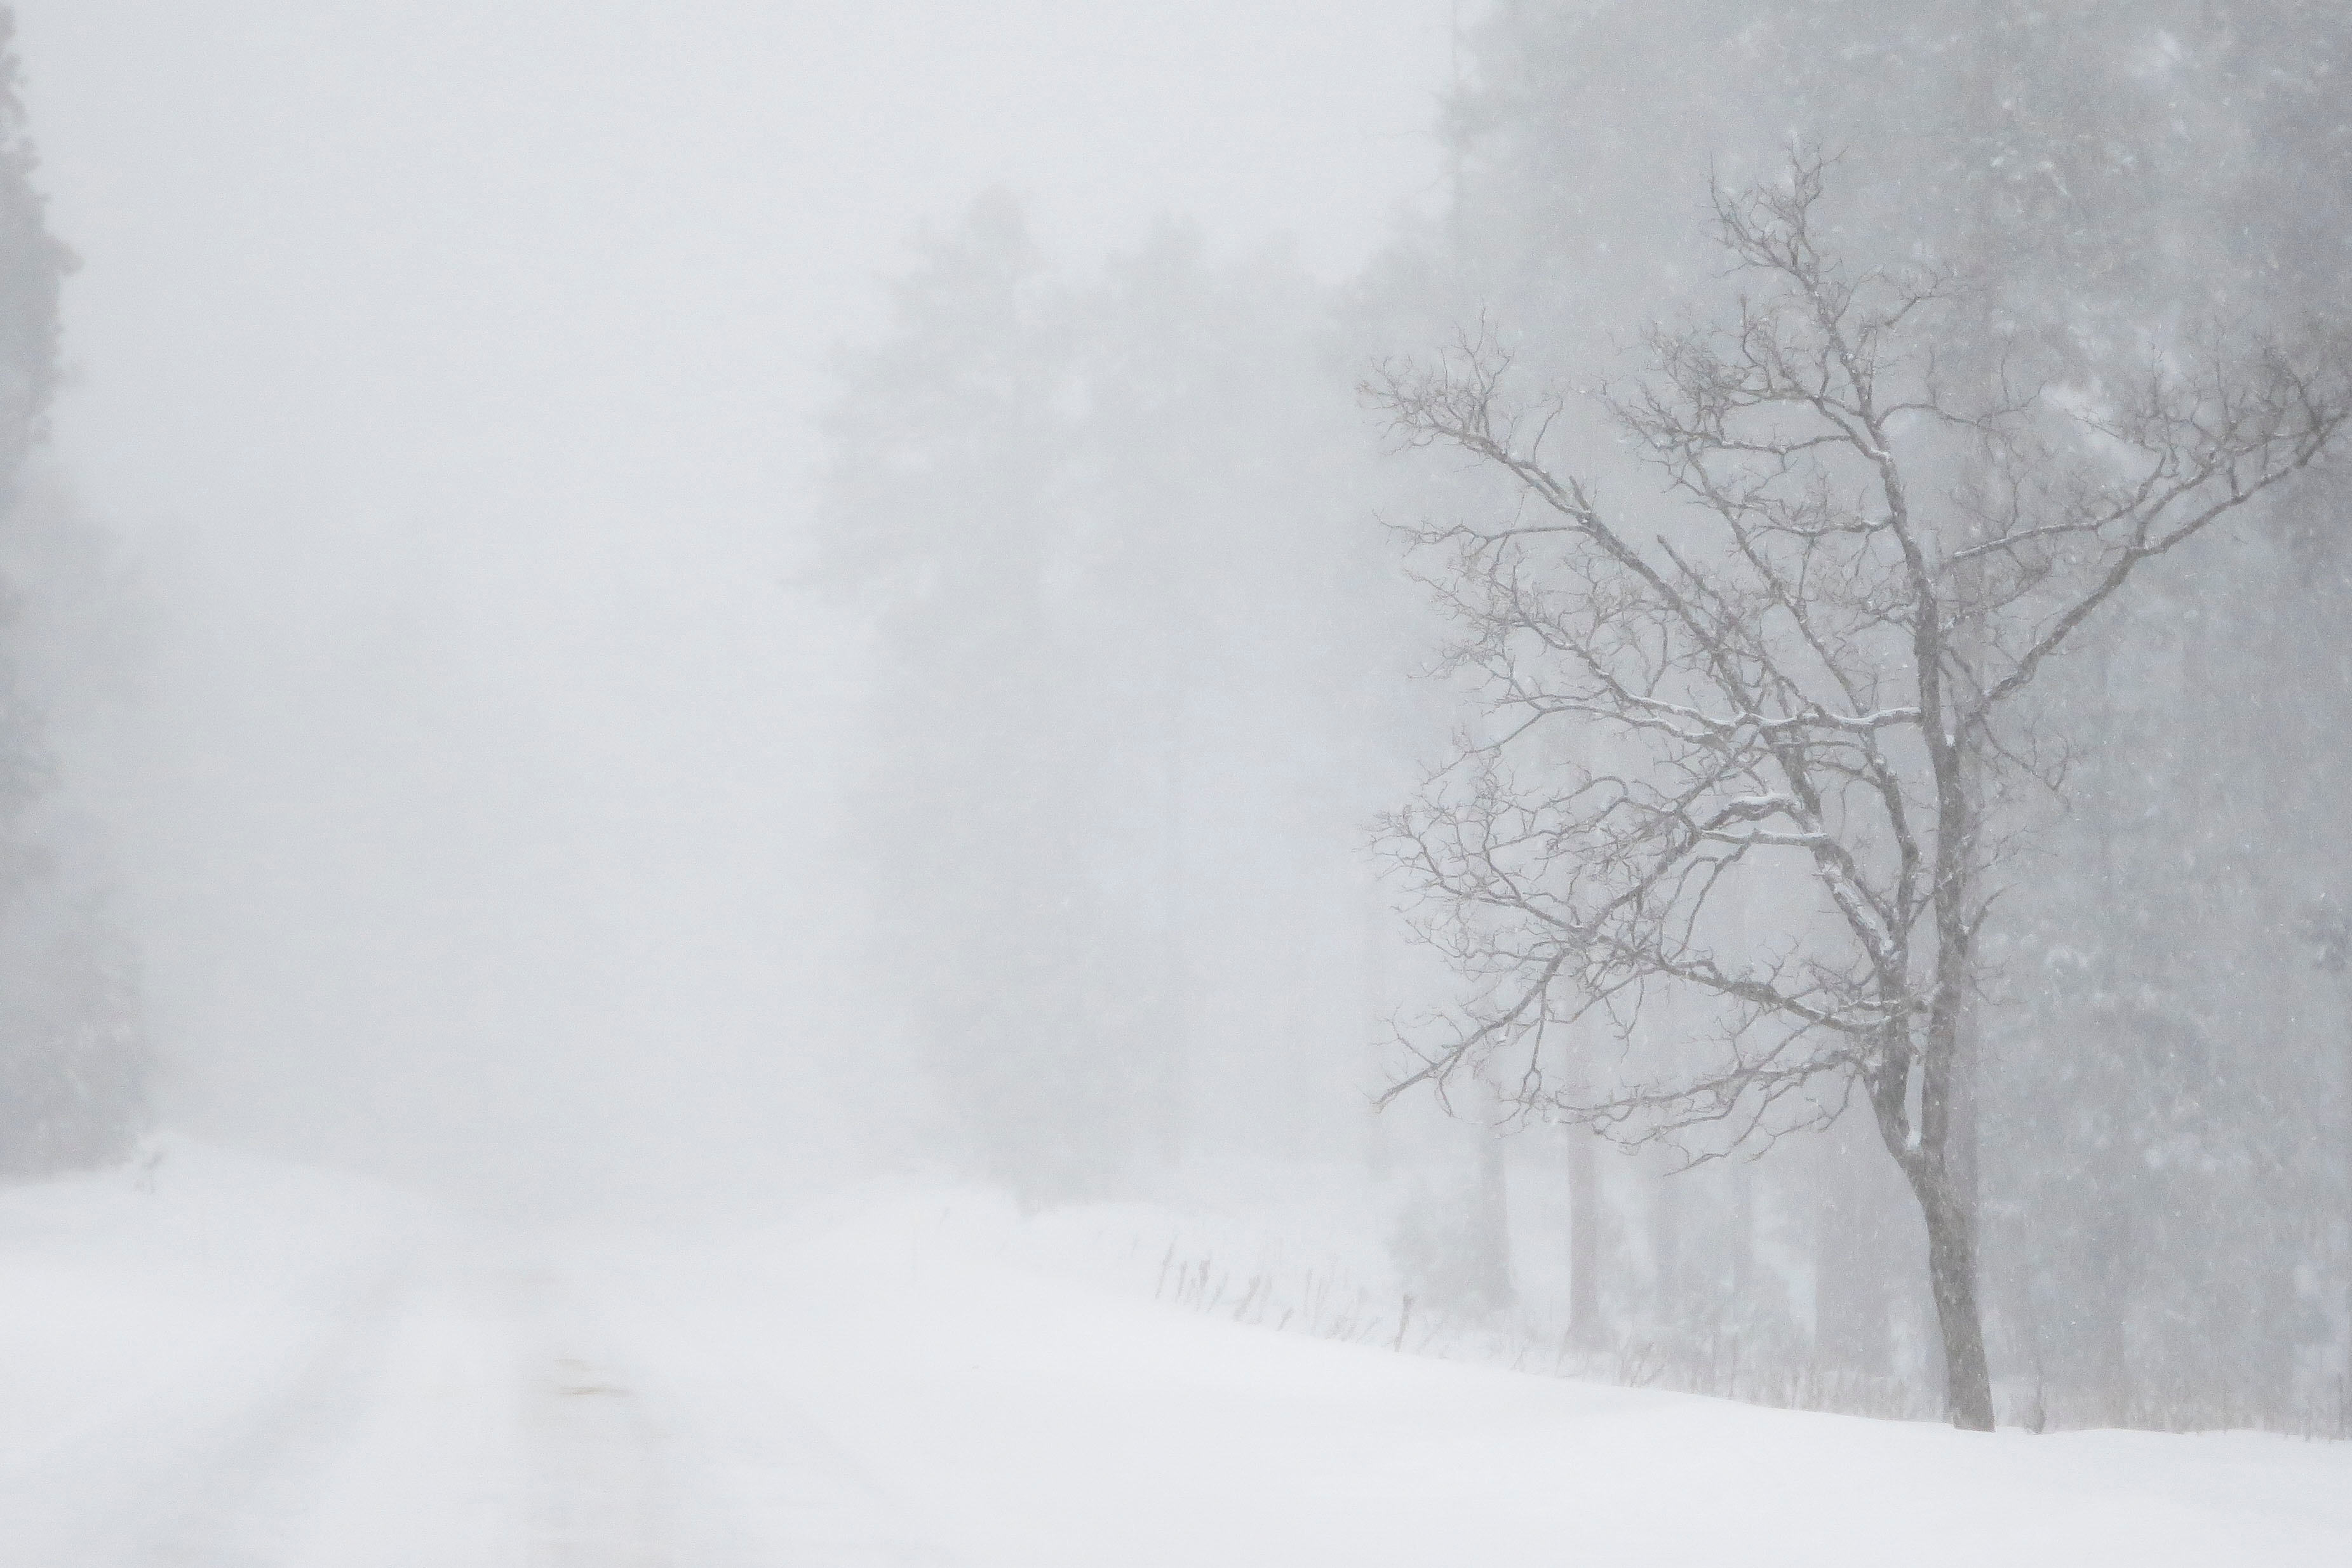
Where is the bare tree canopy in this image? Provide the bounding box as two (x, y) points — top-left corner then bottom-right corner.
(1371, 155), (2351, 1429)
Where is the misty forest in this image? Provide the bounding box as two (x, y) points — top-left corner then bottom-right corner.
(3, 3), (2351, 1564)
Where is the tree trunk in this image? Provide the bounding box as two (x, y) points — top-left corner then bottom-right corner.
(1904, 1159), (1996, 1430)
(1815, 1132), (1890, 1378)
(1650, 1161), (1676, 1320)
(1727, 1159), (1755, 1306)
(1474, 1116), (1515, 1310)
(1567, 1122), (1601, 1344)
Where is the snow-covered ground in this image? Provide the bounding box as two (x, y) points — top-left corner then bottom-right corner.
(0, 1141), (525, 1565)
(4, 1143), (2348, 1566)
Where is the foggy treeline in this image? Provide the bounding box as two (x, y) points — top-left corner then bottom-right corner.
(824, 1), (2352, 1434)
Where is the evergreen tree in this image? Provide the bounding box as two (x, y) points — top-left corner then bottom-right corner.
(0, 7), (147, 1176)
(821, 198), (1408, 1204)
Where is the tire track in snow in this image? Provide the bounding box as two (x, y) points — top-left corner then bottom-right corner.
(527, 1353), (670, 1568)
(528, 1249), (962, 1567)
(0, 1267), (413, 1567)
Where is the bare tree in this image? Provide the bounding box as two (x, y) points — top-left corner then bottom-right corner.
(1369, 156), (2350, 1430)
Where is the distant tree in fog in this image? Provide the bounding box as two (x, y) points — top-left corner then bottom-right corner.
(1372, 157), (2350, 1429)
(0, 8), (62, 488)
(819, 194), (1124, 1198)
(821, 194), (1398, 1203)
(0, 7), (147, 1174)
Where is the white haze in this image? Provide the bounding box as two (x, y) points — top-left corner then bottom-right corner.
(6, 8), (2352, 1559)
(13, 0), (1449, 1213)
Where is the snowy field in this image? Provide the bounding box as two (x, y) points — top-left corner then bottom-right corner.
(4, 1142), (2348, 1567)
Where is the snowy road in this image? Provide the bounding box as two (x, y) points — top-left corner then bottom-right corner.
(5, 1148), (2351, 1567)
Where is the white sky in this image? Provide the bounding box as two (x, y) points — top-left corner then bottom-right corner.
(10, 1), (1450, 1207)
